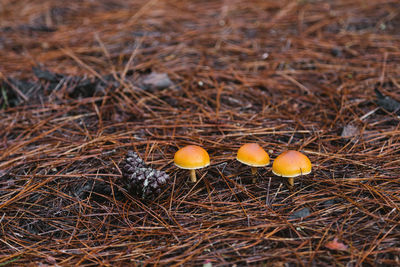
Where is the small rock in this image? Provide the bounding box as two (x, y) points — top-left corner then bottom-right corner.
(33, 66), (61, 82)
(288, 207), (310, 220)
(321, 199), (336, 207)
(331, 47), (342, 57)
(375, 88), (400, 114)
(341, 124), (360, 139)
(142, 72), (173, 90)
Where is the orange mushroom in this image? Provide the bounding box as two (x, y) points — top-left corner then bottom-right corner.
(174, 145), (210, 183)
(272, 150), (311, 186)
(236, 143), (270, 182)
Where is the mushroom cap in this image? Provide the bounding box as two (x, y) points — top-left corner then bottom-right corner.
(236, 143), (270, 167)
(174, 145), (210, 170)
(272, 150), (312, 177)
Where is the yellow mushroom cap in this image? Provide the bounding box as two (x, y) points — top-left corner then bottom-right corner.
(236, 143), (270, 167)
(272, 150), (312, 177)
(174, 145), (210, 170)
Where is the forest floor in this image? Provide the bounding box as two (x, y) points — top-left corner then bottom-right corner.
(1, 0), (400, 266)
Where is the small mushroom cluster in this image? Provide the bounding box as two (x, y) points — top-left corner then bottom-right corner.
(120, 144), (312, 199)
(174, 143), (312, 186)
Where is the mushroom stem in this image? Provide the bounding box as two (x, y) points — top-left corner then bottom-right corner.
(251, 167), (257, 183)
(190, 169), (197, 183)
(288, 177), (294, 186)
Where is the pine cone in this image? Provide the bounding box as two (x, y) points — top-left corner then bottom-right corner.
(123, 151), (147, 170)
(121, 151), (170, 198)
(125, 167), (170, 198)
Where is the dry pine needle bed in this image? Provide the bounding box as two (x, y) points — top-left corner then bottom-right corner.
(1, 0), (400, 266)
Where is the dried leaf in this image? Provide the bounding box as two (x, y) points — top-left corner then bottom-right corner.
(45, 255), (57, 265)
(325, 237), (348, 251)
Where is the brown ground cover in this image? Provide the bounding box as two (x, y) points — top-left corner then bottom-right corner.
(1, 0), (400, 265)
